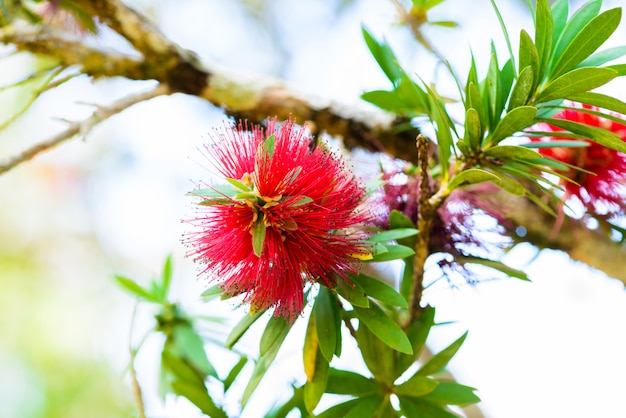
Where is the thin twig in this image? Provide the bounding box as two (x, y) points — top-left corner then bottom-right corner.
(128, 302), (147, 418)
(0, 84), (169, 175)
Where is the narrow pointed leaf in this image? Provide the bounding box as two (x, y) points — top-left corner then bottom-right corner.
(484, 145), (542, 160)
(314, 287), (340, 362)
(370, 244), (415, 262)
(534, 0), (553, 83)
(368, 228), (419, 243)
(421, 381), (481, 406)
(252, 220), (267, 257)
(518, 30), (539, 91)
(394, 375), (439, 397)
(489, 105), (537, 144)
(337, 280), (369, 308)
(260, 317), (290, 357)
(447, 168), (499, 191)
(173, 324), (217, 378)
(354, 303), (412, 354)
(242, 319), (291, 406)
(508, 65), (534, 110)
(464, 107), (482, 150)
(114, 275), (160, 303)
(225, 177), (251, 191)
(566, 92), (626, 115)
(171, 380), (228, 418)
(303, 348), (329, 413)
(326, 368), (380, 395)
(551, 7), (621, 78)
(580, 45), (626, 68)
(223, 356), (248, 392)
(537, 67), (617, 104)
(417, 332), (468, 376)
(456, 255), (530, 281)
(351, 274), (407, 308)
(537, 117), (626, 153)
(399, 396), (460, 418)
(356, 324), (396, 384)
(225, 310), (265, 349)
(553, 0), (601, 60)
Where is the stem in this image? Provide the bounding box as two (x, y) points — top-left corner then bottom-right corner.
(405, 134), (434, 327)
(128, 302), (147, 418)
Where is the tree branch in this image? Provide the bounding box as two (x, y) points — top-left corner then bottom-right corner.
(0, 84), (169, 174)
(473, 186), (626, 286)
(1, 1), (626, 286)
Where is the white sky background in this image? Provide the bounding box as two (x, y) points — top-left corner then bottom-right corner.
(1, 0), (626, 417)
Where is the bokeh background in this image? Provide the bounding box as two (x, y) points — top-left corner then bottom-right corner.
(1, 0), (626, 417)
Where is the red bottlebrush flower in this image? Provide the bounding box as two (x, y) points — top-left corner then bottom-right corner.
(186, 118), (369, 321)
(532, 103), (626, 216)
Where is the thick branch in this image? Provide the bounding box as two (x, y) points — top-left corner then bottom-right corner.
(1, 1), (626, 284)
(0, 84), (169, 174)
(473, 186), (626, 286)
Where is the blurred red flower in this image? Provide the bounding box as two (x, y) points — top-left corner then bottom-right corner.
(533, 103), (626, 216)
(186, 118), (369, 321)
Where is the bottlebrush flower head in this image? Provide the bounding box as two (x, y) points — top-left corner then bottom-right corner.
(373, 164), (512, 280)
(185, 118), (370, 321)
(532, 103), (626, 217)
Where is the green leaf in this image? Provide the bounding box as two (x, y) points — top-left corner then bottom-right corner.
(161, 348), (204, 386)
(522, 139), (590, 149)
(518, 30), (540, 92)
(260, 317), (290, 357)
(159, 255), (173, 301)
(370, 244), (415, 262)
(421, 381), (481, 406)
(488, 105), (537, 144)
(489, 0), (515, 72)
(395, 306), (436, 378)
(534, 0), (554, 83)
(389, 210), (416, 229)
(303, 312), (319, 381)
(288, 196), (313, 207)
(171, 380), (228, 418)
(464, 107), (482, 150)
(173, 324), (217, 378)
(223, 356), (248, 392)
(316, 399), (362, 418)
(252, 220), (267, 257)
(351, 274), (408, 308)
(263, 134), (276, 158)
(394, 375), (439, 397)
(114, 275), (160, 303)
(455, 255), (530, 281)
(337, 280), (369, 308)
(537, 67), (618, 104)
(225, 177), (251, 192)
(487, 172), (527, 196)
(484, 49), (500, 130)
(191, 185), (239, 200)
(566, 92), (626, 115)
(579, 45), (626, 68)
(354, 303), (412, 354)
(225, 310), (265, 349)
(345, 395), (386, 418)
(553, 0), (601, 62)
(483, 145), (542, 160)
(417, 332), (468, 376)
(447, 168), (499, 191)
(200, 284), (223, 300)
(325, 368), (380, 396)
(508, 65), (534, 110)
(362, 26), (403, 83)
(314, 286), (341, 362)
(551, 7), (621, 78)
(242, 318), (292, 406)
(304, 348), (329, 413)
(399, 396), (459, 418)
(427, 92), (454, 180)
(356, 318), (397, 384)
(536, 116), (626, 153)
(551, 0), (568, 45)
(368, 228), (419, 243)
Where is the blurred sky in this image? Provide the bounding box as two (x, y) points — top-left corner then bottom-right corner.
(1, 0), (626, 417)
